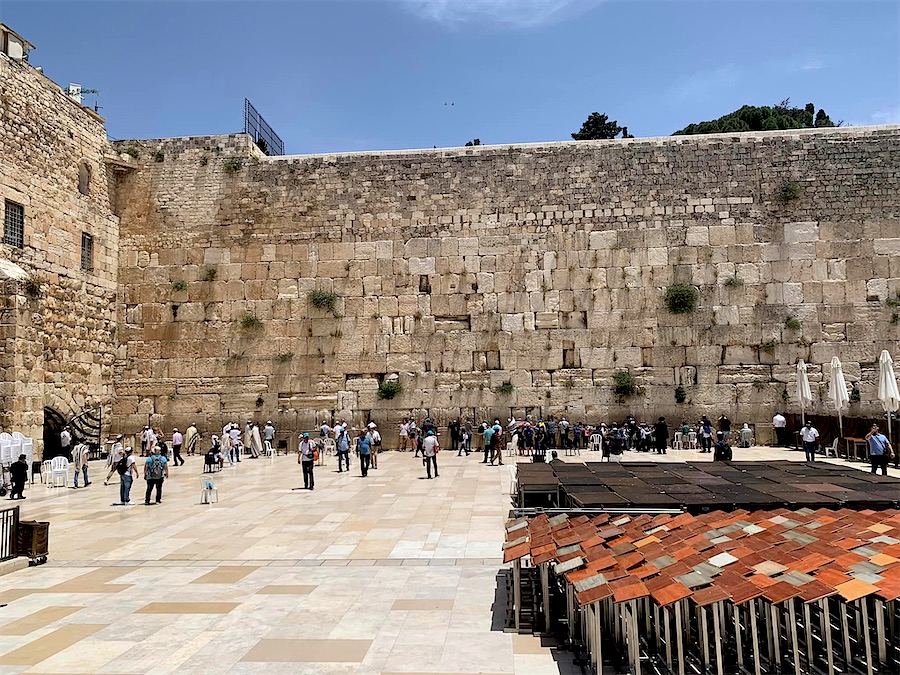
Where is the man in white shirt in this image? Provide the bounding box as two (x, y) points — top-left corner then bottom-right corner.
(423, 430), (440, 479)
(399, 418), (410, 452)
(60, 426), (72, 458)
(171, 428), (185, 466)
(298, 433), (316, 489)
(800, 421), (819, 462)
(772, 412), (788, 447)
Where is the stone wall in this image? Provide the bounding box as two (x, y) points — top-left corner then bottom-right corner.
(0, 53), (120, 456)
(111, 126), (900, 439)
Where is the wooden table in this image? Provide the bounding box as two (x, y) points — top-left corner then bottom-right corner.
(844, 437), (867, 462)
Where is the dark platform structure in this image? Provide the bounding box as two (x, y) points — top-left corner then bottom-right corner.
(515, 461), (900, 512)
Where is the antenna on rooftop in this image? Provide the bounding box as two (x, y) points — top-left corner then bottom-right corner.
(65, 83), (100, 108)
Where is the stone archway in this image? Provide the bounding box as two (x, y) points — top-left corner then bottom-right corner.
(43, 406), (68, 460)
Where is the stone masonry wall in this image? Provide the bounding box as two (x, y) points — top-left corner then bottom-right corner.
(111, 127), (900, 441)
(0, 53), (120, 456)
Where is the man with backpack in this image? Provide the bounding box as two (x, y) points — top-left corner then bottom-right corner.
(117, 447), (138, 504)
(143, 445), (169, 504)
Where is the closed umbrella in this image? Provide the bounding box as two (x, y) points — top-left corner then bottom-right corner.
(828, 356), (850, 441)
(877, 350), (900, 446)
(796, 360), (813, 427)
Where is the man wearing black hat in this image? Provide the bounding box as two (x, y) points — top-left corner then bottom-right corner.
(9, 454), (28, 499)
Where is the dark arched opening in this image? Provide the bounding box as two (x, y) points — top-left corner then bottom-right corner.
(43, 407), (68, 460)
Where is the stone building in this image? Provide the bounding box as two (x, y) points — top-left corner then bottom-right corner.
(2, 25), (898, 456)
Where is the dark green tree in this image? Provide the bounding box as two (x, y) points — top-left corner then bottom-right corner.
(674, 100), (840, 135)
(464, 138), (481, 147)
(571, 112), (628, 140)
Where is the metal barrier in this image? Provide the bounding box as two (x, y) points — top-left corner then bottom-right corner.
(0, 503), (20, 562)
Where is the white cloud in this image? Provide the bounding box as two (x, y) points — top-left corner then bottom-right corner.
(398, 0), (600, 28)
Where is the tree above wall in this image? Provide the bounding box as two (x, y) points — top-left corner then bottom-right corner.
(674, 100), (840, 135)
(571, 112), (633, 140)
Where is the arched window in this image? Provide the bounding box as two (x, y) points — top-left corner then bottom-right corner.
(77, 162), (91, 196)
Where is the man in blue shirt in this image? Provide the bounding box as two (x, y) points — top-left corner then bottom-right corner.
(356, 431), (372, 477)
(143, 446), (169, 504)
(481, 424), (494, 464)
(865, 424), (893, 476)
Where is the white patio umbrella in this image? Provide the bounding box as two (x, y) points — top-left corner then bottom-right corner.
(877, 350), (900, 446)
(828, 356), (850, 440)
(796, 360), (814, 427)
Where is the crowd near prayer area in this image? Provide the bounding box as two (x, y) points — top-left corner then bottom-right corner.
(9, 404), (895, 504)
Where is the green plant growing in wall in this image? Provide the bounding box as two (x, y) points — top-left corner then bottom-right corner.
(255, 396), (265, 407)
(307, 290), (339, 315)
(199, 156), (209, 166)
(201, 268), (218, 282)
(674, 385), (687, 404)
(172, 280), (188, 292)
(153, 150), (165, 163)
(664, 284), (699, 314)
(122, 146), (140, 159)
(377, 381), (402, 400)
(784, 317), (802, 331)
(775, 180), (801, 204)
(850, 383), (861, 403)
(781, 389), (790, 403)
(495, 382), (515, 396)
(724, 275), (743, 287)
(223, 158), (243, 174)
(413, 310), (423, 321)
(22, 274), (43, 298)
(240, 314), (263, 330)
(613, 370), (642, 403)
(760, 339), (779, 355)
(275, 352), (294, 363)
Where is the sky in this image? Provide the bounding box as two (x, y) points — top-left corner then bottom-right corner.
(3, 0), (899, 154)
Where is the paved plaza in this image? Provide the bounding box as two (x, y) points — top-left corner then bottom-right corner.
(0, 443), (893, 674)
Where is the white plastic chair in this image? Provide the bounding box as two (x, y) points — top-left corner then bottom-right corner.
(50, 456), (69, 487)
(321, 438), (336, 457)
(506, 433), (519, 458)
(199, 477), (218, 504)
(41, 460), (52, 486)
(688, 431), (698, 449)
(0, 439), (10, 464)
(590, 434), (602, 453)
(826, 438), (839, 458)
(264, 440), (275, 457)
(673, 432), (683, 450)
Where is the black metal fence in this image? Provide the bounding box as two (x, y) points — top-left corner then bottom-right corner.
(243, 98), (284, 156)
(0, 504), (19, 562)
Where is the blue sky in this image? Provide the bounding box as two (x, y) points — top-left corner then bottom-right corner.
(4, 1), (899, 154)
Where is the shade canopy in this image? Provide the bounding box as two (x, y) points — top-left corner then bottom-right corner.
(828, 356), (850, 413)
(796, 360), (813, 408)
(877, 350), (900, 413)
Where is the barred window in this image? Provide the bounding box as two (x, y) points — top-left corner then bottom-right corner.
(3, 200), (24, 248)
(81, 232), (93, 271)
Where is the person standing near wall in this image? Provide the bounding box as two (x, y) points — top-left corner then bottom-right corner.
(72, 441), (90, 487)
(118, 447), (138, 505)
(866, 424), (893, 475)
(9, 454), (28, 500)
(367, 422), (381, 469)
(423, 430), (439, 478)
(143, 445), (169, 504)
(772, 412), (787, 447)
(104, 436), (124, 485)
(399, 418), (409, 452)
(298, 433), (316, 489)
(263, 421), (275, 453)
(171, 428), (185, 466)
(185, 423), (199, 456)
(356, 430), (372, 477)
(60, 426), (72, 459)
(336, 425), (351, 472)
(800, 421), (819, 462)
(654, 417), (668, 455)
